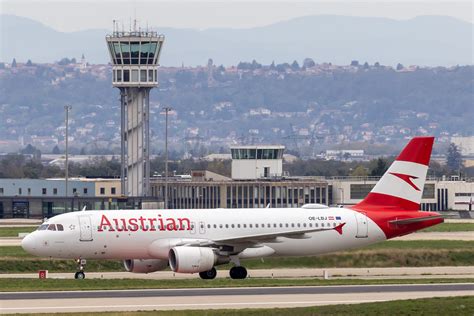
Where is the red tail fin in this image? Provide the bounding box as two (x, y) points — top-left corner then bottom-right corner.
(354, 137), (434, 211)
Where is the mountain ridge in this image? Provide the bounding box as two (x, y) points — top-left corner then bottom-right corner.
(1, 14), (472, 66)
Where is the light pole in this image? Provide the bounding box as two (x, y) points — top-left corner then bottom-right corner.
(64, 105), (71, 210)
(163, 107), (172, 209)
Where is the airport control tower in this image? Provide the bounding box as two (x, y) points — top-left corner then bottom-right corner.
(106, 26), (164, 197)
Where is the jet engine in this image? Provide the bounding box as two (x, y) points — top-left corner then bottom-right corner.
(123, 259), (168, 273)
(168, 246), (217, 273)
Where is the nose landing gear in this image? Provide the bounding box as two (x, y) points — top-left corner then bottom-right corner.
(74, 258), (86, 279)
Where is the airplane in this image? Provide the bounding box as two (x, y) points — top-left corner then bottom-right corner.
(22, 136), (444, 280)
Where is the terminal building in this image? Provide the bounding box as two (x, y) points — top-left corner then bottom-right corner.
(0, 145), (472, 218)
(151, 145), (327, 209)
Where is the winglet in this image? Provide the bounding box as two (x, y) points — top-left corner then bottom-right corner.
(333, 222), (346, 235)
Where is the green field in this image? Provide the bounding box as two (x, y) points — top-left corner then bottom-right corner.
(0, 226), (35, 237)
(1, 240), (473, 273)
(1, 277), (473, 292)
(10, 296), (474, 316)
(418, 223), (474, 232)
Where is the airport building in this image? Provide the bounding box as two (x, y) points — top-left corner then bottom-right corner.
(0, 178), (148, 218)
(328, 176), (473, 212)
(0, 145), (472, 218)
(151, 145), (328, 209)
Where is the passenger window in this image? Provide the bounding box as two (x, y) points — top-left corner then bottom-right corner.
(315, 223), (319, 228)
(309, 223), (313, 227)
(48, 224), (56, 231)
(243, 224), (247, 228)
(57, 224), (64, 231)
(333, 223), (337, 227)
(273, 224), (277, 228)
(285, 223), (289, 228)
(297, 223), (301, 227)
(219, 224), (223, 228)
(237, 224), (241, 228)
(303, 223), (307, 228)
(249, 224), (253, 228)
(207, 224), (211, 229)
(321, 223), (325, 227)
(213, 224), (217, 228)
(225, 224), (229, 228)
(291, 223), (295, 228)
(280, 223), (283, 228)
(256, 224), (259, 228)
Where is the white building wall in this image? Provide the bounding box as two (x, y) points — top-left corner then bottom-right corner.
(232, 159), (283, 180)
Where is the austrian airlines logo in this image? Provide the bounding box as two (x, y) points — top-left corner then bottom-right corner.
(389, 172), (420, 191)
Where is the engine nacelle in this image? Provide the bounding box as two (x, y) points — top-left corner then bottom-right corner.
(123, 259), (168, 273)
(169, 246), (217, 273)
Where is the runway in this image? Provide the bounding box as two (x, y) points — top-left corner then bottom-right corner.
(1, 283), (473, 313)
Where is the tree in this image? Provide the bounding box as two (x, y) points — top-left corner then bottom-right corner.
(363, 62), (369, 69)
(396, 63), (404, 70)
(291, 60), (300, 71)
(303, 58), (316, 68)
(20, 144), (41, 160)
(374, 62), (380, 67)
(350, 60), (359, 67)
(446, 143), (462, 173)
(26, 59), (33, 66)
(52, 145), (61, 155)
(370, 158), (388, 176)
(11, 58), (17, 68)
(351, 165), (368, 177)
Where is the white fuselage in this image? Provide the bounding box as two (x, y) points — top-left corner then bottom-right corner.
(22, 207), (387, 260)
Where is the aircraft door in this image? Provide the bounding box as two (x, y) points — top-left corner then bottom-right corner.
(199, 221), (206, 234)
(78, 216), (93, 241)
(355, 212), (368, 238)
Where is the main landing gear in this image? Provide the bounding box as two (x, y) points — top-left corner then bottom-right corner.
(74, 258), (86, 279)
(229, 266), (247, 279)
(199, 267), (217, 280)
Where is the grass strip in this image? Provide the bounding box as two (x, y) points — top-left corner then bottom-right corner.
(418, 223), (474, 232)
(0, 248), (473, 273)
(1, 277), (473, 292)
(0, 226), (35, 237)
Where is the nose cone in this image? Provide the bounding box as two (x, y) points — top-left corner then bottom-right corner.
(21, 233), (37, 255)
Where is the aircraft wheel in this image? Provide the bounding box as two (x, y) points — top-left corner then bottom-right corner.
(199, 267), (217, 280)
(229, 266), (247, 279)
(74, 271), (85, 279)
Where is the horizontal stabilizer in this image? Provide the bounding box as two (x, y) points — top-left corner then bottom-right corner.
(389, 215), (444, 225)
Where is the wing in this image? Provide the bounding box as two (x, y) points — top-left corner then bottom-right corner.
(178, 223), (346, 248)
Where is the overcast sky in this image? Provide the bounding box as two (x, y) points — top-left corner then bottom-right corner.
(1, 0), (472, 32)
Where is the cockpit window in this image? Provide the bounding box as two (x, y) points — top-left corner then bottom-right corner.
(47, 224), (56, 231)
(57, 224), (64, 231)
(37, 224), (48, 231)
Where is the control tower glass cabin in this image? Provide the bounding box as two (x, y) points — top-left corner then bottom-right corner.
(106, 30), (164, 197)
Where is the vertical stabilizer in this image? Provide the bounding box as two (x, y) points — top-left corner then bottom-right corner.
(355, 136), (434, 211)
